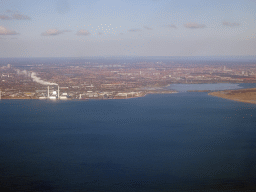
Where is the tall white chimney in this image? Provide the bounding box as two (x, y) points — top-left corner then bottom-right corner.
(48, 86), (49, 98)
(0, 90), (1, 100)
(58, 86), (59, 99)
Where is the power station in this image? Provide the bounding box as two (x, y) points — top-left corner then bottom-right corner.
(39, 86), (67, 100)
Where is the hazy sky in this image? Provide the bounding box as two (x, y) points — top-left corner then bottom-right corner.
(0, 0), (256, 57)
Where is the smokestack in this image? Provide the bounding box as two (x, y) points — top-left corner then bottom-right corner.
(48, 86), (49, 98)
(0, 90), (1, 100)
(58, 86), (59, 99)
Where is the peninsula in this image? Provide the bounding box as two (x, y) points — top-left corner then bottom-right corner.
(209, 88), (256, 104)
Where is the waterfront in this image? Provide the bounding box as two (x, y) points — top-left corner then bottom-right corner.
(0, 92), (255, 191)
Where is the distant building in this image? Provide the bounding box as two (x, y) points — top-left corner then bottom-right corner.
(59, 96), (67, 100)
(49, 96), (57, 100)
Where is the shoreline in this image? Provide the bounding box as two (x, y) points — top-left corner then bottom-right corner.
(208, 88), (256, 104)
(1, 85), (256, 104)
(0, 91), (179, 101)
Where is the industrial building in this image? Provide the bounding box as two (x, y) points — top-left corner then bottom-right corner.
(38, 86), (68, 100)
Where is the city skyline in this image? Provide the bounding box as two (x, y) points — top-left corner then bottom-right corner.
(0, 0), (256, 57)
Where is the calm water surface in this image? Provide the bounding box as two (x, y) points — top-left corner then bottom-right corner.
(0, 92), (255, 191)
(167, 83), (256, 92)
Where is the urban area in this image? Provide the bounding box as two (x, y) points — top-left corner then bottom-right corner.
(0, 58), (256, 100)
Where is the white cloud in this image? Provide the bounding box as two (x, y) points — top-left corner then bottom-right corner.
(0, 26), (18, 35)
(184, 23), (206, 29)
(128, 28), (141, 32)
(144, 26), (153, 30)
(0, 14), (12, 20)
(166, 24), (177, 28)
(62, 30), (72, 32)
(76, 29), (90, 36)
(12, 13), (31, 20)
(41, 29), (64, 36)
(0, 12), (31, 20)
(223, 21), (240, 27)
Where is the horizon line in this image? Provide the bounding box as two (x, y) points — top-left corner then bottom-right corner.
(0, 55), (256, 59)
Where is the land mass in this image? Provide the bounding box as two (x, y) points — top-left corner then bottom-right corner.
(1, 57), (256, 100)
(209, 88), (256, 104)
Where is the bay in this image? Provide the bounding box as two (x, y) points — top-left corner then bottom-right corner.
(0, 92), (255, 191)
(167, 83), (256, 92)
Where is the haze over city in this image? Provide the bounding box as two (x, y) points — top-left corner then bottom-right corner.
(1, 0), (256, 58)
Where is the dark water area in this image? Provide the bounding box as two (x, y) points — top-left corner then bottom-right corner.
(0, 93), (256, 191)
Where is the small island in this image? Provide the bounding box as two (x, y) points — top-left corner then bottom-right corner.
(209, 88), (256, 104)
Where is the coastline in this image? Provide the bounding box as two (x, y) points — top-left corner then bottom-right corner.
(208, 88), (256, 104)
(0, 90), (178, 101)
(2, 84), (256, 104)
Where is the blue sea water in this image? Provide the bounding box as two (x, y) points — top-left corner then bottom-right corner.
(167, 83), (242, 92)
(0, 91), (256, 191)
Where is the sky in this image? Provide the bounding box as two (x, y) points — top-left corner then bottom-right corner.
(0, 0), (256, 58)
